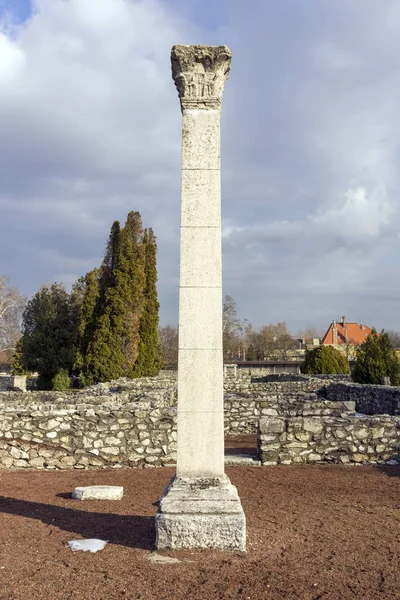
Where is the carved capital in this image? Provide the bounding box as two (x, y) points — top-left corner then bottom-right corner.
(171, 45), (231, 111)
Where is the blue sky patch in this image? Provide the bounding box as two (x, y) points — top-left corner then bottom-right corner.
(0, 0), (32, 24)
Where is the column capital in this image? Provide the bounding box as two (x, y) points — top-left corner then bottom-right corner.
(171, 45), (231, 111)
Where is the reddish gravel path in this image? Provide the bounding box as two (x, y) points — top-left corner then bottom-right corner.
(0, 465), (399, 600)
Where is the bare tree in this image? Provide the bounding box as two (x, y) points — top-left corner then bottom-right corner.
(386, 330), (400, 350)
(0, 275), (26, 360)
(296, 325), (322, 341)
(158, 325), (178, 370)
(222, 295), (242, 334)
(247, 321), (298, 361)
(223, 295), (245, 361)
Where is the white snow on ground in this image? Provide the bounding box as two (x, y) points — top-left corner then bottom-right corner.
(66, 539), (108, 553)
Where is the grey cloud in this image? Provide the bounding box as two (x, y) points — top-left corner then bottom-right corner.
(1, 0), (400, 333)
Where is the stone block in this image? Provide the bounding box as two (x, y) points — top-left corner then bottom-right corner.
(259, 418), (285, 434)
(354, 428), (369, 440)
(352, 453), (368, 463)
(178, 349), (223, 414)
(294, 431), (311, 442)
(60, 456), (76, 466)
(181, 170), (221, 227)
(178, 287), (223, 350)
(303, 418), (323, 434)
(308, 453), (322, 462)
(156, 475), (245, 551)
(0, 454), (13, 467)
(180, 227), (221, 288)
(182, 110), (220, 170)
(10, 447), (29, 460)
(30, 457), (45, 467)
(177, 410), (224, 477)
(72, 486), (124, 501)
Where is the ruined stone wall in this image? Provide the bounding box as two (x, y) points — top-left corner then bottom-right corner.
(224, 392), (354, 435)
(1, 372), (399, 469)
(225, 378), (330, 395)
(324, 382), (400, 416)
(0, 398), (177, 470)
(223, 376), (347, 434)
(259, 414), (399, 465)
(0, 376), (335, 469)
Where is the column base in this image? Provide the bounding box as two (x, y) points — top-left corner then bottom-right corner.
(155, 475), (246, 551)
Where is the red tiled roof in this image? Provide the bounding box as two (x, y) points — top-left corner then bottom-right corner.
(322, 321), (372, 346)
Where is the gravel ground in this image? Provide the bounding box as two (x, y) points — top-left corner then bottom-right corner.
(0, 464), (399, 600)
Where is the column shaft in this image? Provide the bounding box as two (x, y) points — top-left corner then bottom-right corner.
(177, 108), (224, 478)
(155, 44), (245, 551)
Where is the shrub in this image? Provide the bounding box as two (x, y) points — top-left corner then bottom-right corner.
(302, 345), (350, 375)
(51, 368), (71, 391)
(353, 330), (400, 385)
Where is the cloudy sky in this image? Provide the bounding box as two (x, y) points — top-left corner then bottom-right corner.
(0, 0), (399, 334)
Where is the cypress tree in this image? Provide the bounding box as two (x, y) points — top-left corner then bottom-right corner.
(85, 220), (126, 382)
(132, 228), (160, 377)
(117, 211), (146, 375)
(84, 213), (146, 382)
(99, 221), (121, 295)
(73, 268), (100, 385)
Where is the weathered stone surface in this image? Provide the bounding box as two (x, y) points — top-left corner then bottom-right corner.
(303, 418), (323, 434)
(325, 382), (400, 415)
(0, 372), (399, 471)
(171, 45), (231, 111)
(155, 44), (245, 551)
(259, 414), (399, 465)
(259, 418), (285, 434)
(72, 486), (123, 501)
(156, 476), (245, 551)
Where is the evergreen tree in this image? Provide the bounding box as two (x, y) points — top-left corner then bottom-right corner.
(380, 331), (400, 385)
(73, 269), (100, 385)
(21, 283), (76, 389)
(302, 345), (350, 375)
(132, 229), (160, 377)
(353, 329), (400, 385)
(99, 221), (121, 294)
(118, 211), (146, 374)
(11, 337), (29, 375)
(84, 220), (126, 382)
(84, 212), (146, 382)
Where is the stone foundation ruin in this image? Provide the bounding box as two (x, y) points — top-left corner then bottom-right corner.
(0, 372), (398, 470)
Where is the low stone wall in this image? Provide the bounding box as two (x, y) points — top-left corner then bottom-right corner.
(224, 377), (330, 395)
(0, 398), (177, 470)
(324, 382), (400, 416)
(2, 372), (399, 470)
(251, 373), (351, 383)
(0, 376), (348, 442)
(259, 414), (400, 465)
(224, 392), (354, 435)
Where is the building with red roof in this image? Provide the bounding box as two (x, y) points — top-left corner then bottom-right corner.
(321, 316), (372, 358)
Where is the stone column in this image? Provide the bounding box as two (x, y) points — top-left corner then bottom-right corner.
(155, 45), (246, 551)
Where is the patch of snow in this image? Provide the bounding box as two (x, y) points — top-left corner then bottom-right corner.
(66, 539), (108, 553)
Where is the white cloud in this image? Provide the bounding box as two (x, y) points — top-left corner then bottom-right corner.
(312, 186), (394, 240)
(0, 31), (25, 85)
